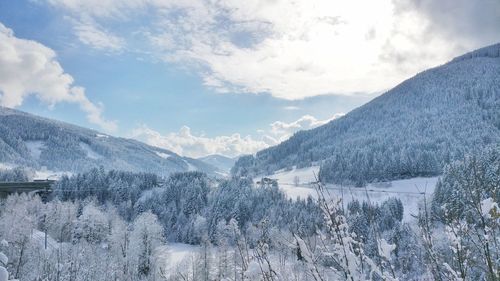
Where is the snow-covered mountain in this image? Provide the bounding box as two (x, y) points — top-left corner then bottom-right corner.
(198, 154), (236, 174)
(232, 43), (500, 185)
(0, 106), (217, 176)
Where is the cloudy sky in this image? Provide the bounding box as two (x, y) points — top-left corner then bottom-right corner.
(0, 0), (499, 158)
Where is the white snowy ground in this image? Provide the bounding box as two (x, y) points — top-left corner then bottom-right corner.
(256, 166), (439, 221)
(156, 243), (200, 274)
(34, 169), (71, 180)
(165, 243), (199, 262)
(0, 162), (70, 180)
(0, 163), (14, 170)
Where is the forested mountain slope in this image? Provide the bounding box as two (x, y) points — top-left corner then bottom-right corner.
(198, 154), (236, 173)
(0, 107), (216, 176)
(232, 43), (500, 185)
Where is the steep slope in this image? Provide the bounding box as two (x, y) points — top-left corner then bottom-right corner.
(0, 107), (217, 176)
(198, 154), (236, 174)
(232, 43), (500, 185)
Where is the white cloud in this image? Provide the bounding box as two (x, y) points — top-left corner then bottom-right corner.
(73, 21), (124, 51)
(45, 0), (499, 100)
(130, 125), (271, 158)
(0, 23), (117, 132)
(270, 114), (344, 142)
(131, 114), (341, 158)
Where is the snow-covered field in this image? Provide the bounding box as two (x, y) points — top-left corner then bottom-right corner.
(266, 165), (320, 185)
(329, 177), (439, 221)
(257, 166), (439, 221)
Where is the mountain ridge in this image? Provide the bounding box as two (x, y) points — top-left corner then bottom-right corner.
(231, 43), (500, 185)
(198, 154), (236, 174)
(450, 43), (500, 63)
(0, 106), (217, 176)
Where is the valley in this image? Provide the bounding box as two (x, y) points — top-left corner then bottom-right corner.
(0, 5), (498, 280)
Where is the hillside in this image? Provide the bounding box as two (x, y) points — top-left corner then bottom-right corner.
(232, 43), (500, 185)
(198, 154), (236, 174)
(0, 107), (217, 176)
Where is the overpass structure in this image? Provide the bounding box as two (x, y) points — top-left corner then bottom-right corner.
(0, 180), (55, 198)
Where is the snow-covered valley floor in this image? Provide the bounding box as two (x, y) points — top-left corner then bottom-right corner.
(256, 166), (439, 221)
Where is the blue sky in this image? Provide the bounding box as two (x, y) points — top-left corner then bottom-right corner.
(0, 0), (498, 157)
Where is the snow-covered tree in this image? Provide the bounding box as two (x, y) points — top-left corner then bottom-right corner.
(130, 211), (164, 279)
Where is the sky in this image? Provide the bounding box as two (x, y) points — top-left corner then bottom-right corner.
(0, 0), (499, 158)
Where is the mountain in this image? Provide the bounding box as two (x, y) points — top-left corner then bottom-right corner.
(198, 154), (236, 174)
(232, 43), (500, 186)
(0, 106), (217, 176)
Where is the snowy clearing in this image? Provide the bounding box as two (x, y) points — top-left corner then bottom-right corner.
(257, 166), (439, 221)
(266, 165), (320, 184)
(326, 177), (439, 221)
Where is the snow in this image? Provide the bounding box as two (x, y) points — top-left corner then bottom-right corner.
(198, 155), (236, 173)
(155, 151), (171, 159)
(0, 161), (69, 181)
(155, 243), (199, 277)
(0, 252), (8, 281)
(481, 198), (498, 218)
(0, 266), (8, 281)
(25, 140), (45, 159)
(166, 243), (198, 263)
(0, 163), (13, 170)
(255, 166), (320, 199)
(245, 261), (263, 279)
(259, 166), (438, 221)
(184, 160), (197, 171)
(263, 165), (320, 185)
(331, 177), (438, 221)
(215, 171), (229, 177)
(79, 143), (102, 160)
(31, 230), (59, 252)
(0, 252), (7, 265)
(95, 134), (109, 138)
(34, 169), (71, 180)
(137, 187), (164, 203)
(295, 234), (323, 280)
(348, 178), (438, 221)
(377, 239), (395, 260)
(279, 185), (319, 200)
(294, 235), (314, 263)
